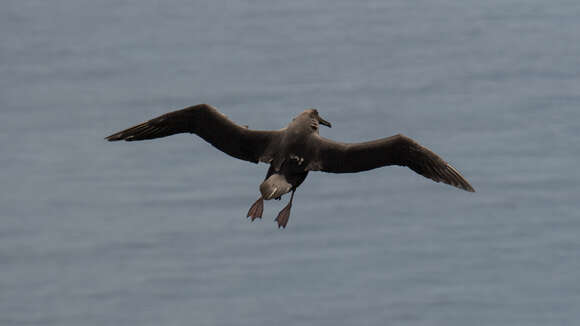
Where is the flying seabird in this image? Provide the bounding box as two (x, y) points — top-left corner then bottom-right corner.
(106, 104), (475, 228)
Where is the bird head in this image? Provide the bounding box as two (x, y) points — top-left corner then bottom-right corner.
(305, 108), (332, 128)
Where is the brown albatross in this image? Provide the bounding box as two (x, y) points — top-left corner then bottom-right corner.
(106, 104), (475, 228)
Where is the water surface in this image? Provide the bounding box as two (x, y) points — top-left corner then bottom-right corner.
(2, 1), (579, 325)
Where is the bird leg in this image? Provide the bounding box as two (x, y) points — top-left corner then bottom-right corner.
(246, 197), (264, 221)
(275, 190), (295, 229)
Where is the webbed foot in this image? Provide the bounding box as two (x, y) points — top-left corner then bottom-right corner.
(246, 197), (264, 221)
(274, 191), (295, 229)
(275, 202), (292, 228)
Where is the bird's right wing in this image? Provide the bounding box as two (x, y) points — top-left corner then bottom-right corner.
(306, 133), (475, 192)
(105, 104), (282, 164)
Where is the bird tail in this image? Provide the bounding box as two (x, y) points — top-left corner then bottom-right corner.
(260, 174), (292, 200)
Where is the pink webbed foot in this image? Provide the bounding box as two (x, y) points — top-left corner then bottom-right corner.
(274, 191), (295, 229)
(275, 202), (292, 228)
(246, 197), (264, 221)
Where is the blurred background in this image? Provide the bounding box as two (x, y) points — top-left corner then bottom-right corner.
(2, 0), (579, 325)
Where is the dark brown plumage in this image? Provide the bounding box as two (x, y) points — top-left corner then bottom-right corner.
(106, 104), (474, 228)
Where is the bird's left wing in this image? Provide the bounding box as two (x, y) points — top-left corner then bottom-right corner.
(105, 104), (282, 164)
(306, 133), (475, 192)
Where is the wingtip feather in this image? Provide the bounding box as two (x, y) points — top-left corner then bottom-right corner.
(105, 133), (123, 141)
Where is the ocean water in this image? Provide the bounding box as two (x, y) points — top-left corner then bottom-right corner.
(2, 1), (579, 325)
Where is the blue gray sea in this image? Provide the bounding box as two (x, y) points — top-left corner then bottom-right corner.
(2, 1), (579, 325)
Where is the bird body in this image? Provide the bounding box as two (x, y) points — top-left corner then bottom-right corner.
(106, 104), (474, 228)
